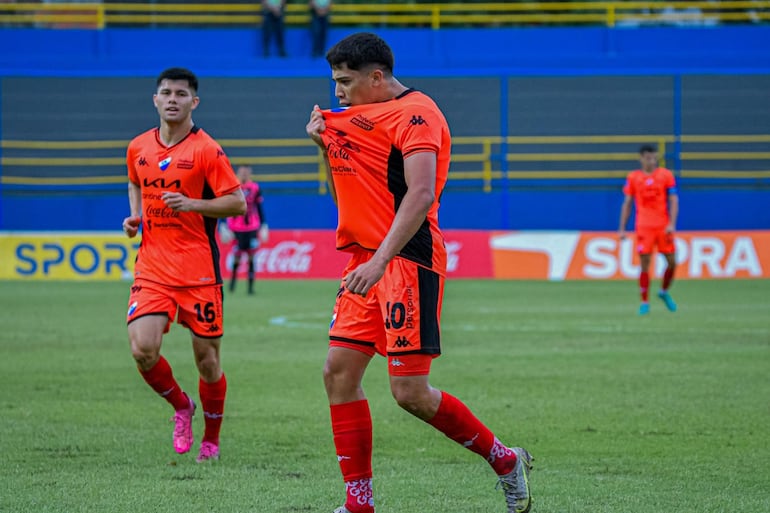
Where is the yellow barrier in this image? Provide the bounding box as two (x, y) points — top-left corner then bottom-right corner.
(2, 134), (770, 192)
(0, 2), (768, 29)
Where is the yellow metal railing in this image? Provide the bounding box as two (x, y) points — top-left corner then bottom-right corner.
(2, 135), (769, 193)
(0, 2), (768, 29)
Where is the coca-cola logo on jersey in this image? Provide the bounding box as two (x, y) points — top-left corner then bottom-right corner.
(256, 241), (314, 273)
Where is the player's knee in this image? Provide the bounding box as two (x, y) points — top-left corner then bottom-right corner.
(391, 382), (430, 416)
(322, 359), (347, 393)
(130, 344), (160, 370)
(323, 360), (363, 399)
(195, 354), (221, 381)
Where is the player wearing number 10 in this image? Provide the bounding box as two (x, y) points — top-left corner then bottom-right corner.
(306, 33), (533, 513)
(121, 67), (246, 463)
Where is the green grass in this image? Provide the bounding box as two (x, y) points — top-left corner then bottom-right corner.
(1, 279), (769, 513)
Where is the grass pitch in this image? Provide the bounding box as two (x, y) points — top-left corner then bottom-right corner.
(1, 279), (768, 513)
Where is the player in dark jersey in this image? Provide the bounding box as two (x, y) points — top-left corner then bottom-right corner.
(225, 165), (269, 295)
(306, 33), (533, 513)
(122, 67), (246, 463)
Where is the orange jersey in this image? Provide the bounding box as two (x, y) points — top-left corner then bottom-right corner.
(127, 127), (240, 287)
(319, 89), (450, 274)
(622, 167), (677, 230)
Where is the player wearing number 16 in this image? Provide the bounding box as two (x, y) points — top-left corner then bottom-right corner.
(121, 67), (246, 463)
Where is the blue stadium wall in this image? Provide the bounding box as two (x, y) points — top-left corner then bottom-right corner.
(1, 26), (769, 231)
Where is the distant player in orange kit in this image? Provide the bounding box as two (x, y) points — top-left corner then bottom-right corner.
(619, 144), (679, 315)
(122, 67), (246, 462)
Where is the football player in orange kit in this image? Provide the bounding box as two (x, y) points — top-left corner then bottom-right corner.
(122, 67), (246, 462)
(306, 33), (533, 513)
(619, 144), (679, 315)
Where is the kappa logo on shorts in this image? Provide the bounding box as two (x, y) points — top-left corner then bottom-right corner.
(207, 324), (221, 333)
(131, 284), (142, 293)
(394, 336), (413, 348)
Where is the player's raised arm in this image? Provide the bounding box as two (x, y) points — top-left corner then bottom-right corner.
(306, 105), (337, 205)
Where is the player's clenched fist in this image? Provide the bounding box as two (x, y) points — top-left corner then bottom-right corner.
(306, 105), (326, 147)
(123, 215), (141, 238)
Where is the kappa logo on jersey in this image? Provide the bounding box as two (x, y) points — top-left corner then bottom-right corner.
(158, 157), (172, 171)
(409, 115), (427, 126)
(350, 114), (376, 131)
(216, 149), (226, 158)
(138, 157), (148, 166)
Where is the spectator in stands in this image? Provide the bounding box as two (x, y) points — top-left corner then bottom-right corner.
(309, 0), (332, 58)
(262, 0), (287, 57)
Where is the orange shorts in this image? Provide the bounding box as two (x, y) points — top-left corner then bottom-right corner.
(635, 228), (675, 255)
(126, 279), (224, 338)
(329, 250), (444, 376)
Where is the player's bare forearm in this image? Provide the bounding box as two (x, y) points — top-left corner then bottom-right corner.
(123, 181), (143, 238)
(128, 181), (142, 217)
(344, 151), (437, 296)
(198, 190), (246, 218)
(162, 189), (246, 218)
(322, 152), (338, 206)
(344, 187), (433, 296)
(373, 187), (434, 266)
(372, 152), (437, 266)
(668, 194), (679, 232)
(618, 198), (632, 233)
(307, 105), (337, 205)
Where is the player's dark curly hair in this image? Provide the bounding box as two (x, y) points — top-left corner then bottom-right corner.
(326, 32), (394, 74)
(156, 67), (199, 92)
(639, 144), (657, 154)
